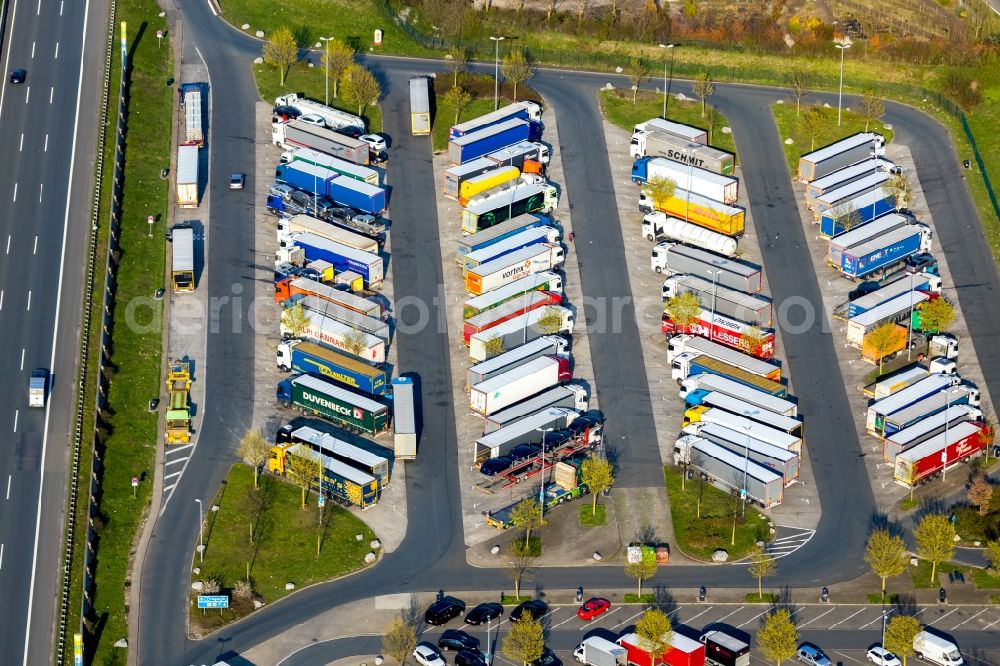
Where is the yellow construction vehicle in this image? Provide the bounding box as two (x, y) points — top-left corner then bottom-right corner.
(165, 360), (192, 444)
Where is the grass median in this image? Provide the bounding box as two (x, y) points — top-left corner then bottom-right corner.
(770, 102), (895, 175)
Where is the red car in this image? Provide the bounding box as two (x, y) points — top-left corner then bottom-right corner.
(577, 597), (611, 620)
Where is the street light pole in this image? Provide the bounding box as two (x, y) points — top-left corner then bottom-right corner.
(741, 416), (758, 518)
(906, 270), (916, 361)
(881, 609), (888, 650)
(490, 36), (505, 112)
(194, 498), (204, 563)
(486, 615), (493, 665)
(319, 37), (334, 107)
(659, 43), (675, 119)
(537, 427), (554, 518)
(835, 39), (852, 127)
(942, 388), (960, 482)
(707, 269), (721, 331)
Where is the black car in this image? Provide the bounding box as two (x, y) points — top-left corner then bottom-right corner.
(848, 281), (881, 301)
(542, 429), (572, 449)
(336, 125), (364, 139)
(508, 444), (541, 463)
(464, 602), (504, 625)
(480, 456), (515, 477)
(533, 647), (562, 666)
(273, 104), (301, 120)
(438, 629), (480, 653)
(9, 69), (26, 84)
(906, 252), (938, 274)
(568, 416), (601, 438)
(510, 599), (548, 622)
(424, 596), (466, 625)
(455, 650), (488, 666)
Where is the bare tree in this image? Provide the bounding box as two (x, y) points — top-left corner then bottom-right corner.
(446, 46), (468, 88)
(692, 71), (715, 118)
(343, 328), (370, 359)
(504, 541), (536, 598)
(237, 429), (272, 489)
(502, 49), (535, 103)
(381, 617), (417, 666)
(786, 70), (810, 116)
(322, 40), (355, 99)
(340, 64), (382, 117)
(628, 57), (651, 105)
(858, 88), (885, 132)
(444, 86), (473, 125)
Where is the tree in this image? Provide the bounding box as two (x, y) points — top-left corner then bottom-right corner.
(502, 49), (535, 103)
(706, 105), (724, 145)
(864, 529), (907, 594)
(537, 306), (565, 335)
(641, 175), (676, 211)
(866, 321), (905, 373)
(883, 615), (921, 666)
(262, 26), (298, 86)
(510, 497), (543, 550)
(692, 71), (715, 118)
(786, 70), (811, 116)
(664, 291), (701, 328)
(627, 57), (651, 105)
(484, 335), (505, 359)
(444, 85), (473, 125)
(748, 545), (776, 598)
(634, 608), (672, 664)
(505, 541), (536, 598)
(831, 202), (863, 232)
(739, 326), (767, 357)
(381, 616), (417, 666)
(502, 616), (545, 666)
(322, 39), (354, 99)
(286, 449), (322, 509)
(858, 88), (885, 132)
(757, 609), (798, 666)
(282, 302), (310, 338)
(884, 172), (912, 211)
(340, 64), (381, 116)
(968, 474), (994, 517)
(914, 514), (956, 584)
(624, 548), (657, 597)
(343, 328), (370, 359)
(581, 456), (614, 515)
(446, 46), (468, 88)
(914, 297), (955, 334)
(986, 540), (1000, 572)
(237, 429), (271, 490)
(799, 106), (829, 151)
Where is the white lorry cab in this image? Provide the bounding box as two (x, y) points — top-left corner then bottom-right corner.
(29, 369), (49, 408)
(913, 631), (963, 666)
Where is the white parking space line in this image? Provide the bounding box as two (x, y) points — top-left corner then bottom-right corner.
(737, 609), (770, 628)
(163, 470), (183, 481)
(612, 609), (646, 629)
(859, 611), (891, 630)
(164, 456), (188, 466)
(25, 87), (29, 104)
(715, 608), (744, 624)
(0, 543), (4, 569)
(797, 607), (838, 628)
(6, 475), (11, 500)
(5, 236), (9, 253)
(162, 483), (176, 494)
(829, 608), (867, 628)
(981, 615), (1000, 630)
(36, 0), (41, 14)
(43, 134), (47, 151)
(1, 290), (4, 310)
(550, 616), (576, 629)
(951, 608), (989, 629)
(682, 607), (712, 625)
(831, 650), (866, 664)
(166, 443), (194, 454)
(935, 608), (959, 624)
(38, 183), (43, 202)
(60, 0), (63, 15)
(586, 607), (620, 626)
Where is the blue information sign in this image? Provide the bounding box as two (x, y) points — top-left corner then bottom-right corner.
(197, 595), (230, 609)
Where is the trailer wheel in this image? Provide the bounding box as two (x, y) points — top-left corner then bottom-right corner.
(647, 234), (656, 242)
(962, 456), (970, 463)
(654, 265), (662, 274)
(279, 365), (289, 373)
(279, 401), (291, 409)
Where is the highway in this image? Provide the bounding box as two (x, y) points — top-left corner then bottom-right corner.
(0, 0), (105, 664)
(132, 2), (1000, 664)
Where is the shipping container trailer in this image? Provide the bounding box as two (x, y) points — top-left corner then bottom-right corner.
(805, 158), (894, 207)
(271, 119), (370, 165)
(468, 306), (574, 362)
(277, 374), (390, 436)
(285, 232), (383, 288)
(474, 407), (579, 463)
(277, 214), (379, 253)
(880, 385), (978, 438)
(443, 157), (499, 199)
(486, 141), (550, 169)
(462, 290), (562, 345)
(866, 374), (961, 434)
(632, 117), (708, 144)
(639, 189), (745, 237)
(667, 334), (780, 379)
(464, 243), (564, 296)
(462, 183), (558, 234)
(700, 631), (751, 666)
(685, 411), (802, 456)
(671, 354), (785, 397)
(456, 213), (548, 261)
(171, 226), (195, 292)
(483, 384), (588, 434)
(274, 276), (381, 318)
(469, 355), (572, 415)
(461, 226), (559, 274)
(278, 424), (390, 486)
(846, 291), (930, 347)
(630, 130), (736, 175)
(448, 118), (532, 164)
(819, 188), (896, 237)
(684, 382), (797, 417)
(408, 76), (431, 135)
(295, 295), (390, 341)
(463, 271), (563, 320)
(678, 428), (799, 486)
(618, 630), (707, 666)
(284, 147), (380, 185)
(826, 212), (910, 267)
(661, 309), (776, 360)
(652, 243), (762, 294)
(466, 335), (569, 388)
(894, 421), (987, 487)
(814, 171), (890, 217)
(840, 224), (933, 280)
(866, 365), (931, 400)
(662, 274), (772, 326)
(631, 157), (740, 204)
(797, 132), (884, 182)
(685, 392), (803, 438)
(845, 272), (940, 319)
(281, 309), (386, 364)
(391, 376), (417, 459)
(459, 166), (521, 204)
(181, 83), (205, 146)
(276, 339), (389, 395)
(176, 145), (199, 208)
(449, 101), (542, 140)
(269, 443), (379, 508)
(685, 438), (784, 507)
(883, 405), (982, 463)
(645, 216), (739, 258)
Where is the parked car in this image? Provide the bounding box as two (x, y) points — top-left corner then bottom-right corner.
(413, 643), (447, 666)
(438, 630), (480, 653)
(797, 644), (832, 666)
(455, 651), (487, 666)
(533, 648), (561, 666)
(480, 456), (515, 477)
(299, 113), (327, 127)
(510, 599), (548, 622)
(866, 646), (901, 666)
(464, 602), (504, 626)
(273, 105), (301, 121)
(424, 596), (466, 625)
(360, 133), (388, 152)
(577, 597), (611, 620)
(848, 281), (881, 301)
(270, 183), (294, 199)
(229, 173), (245, 190)
(905, 252), (938, 274)
(568, 415), (601, 438)
(336, 125), (364, 139)
(542, 429), (573, 448)
(508, 444), (541, 463)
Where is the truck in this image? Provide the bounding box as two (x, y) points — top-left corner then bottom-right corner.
(443, 158), (499, 199)
(618, 631), (706, 666)
(684, 393), (803, 439)
(632, 117), (708, 144)
(391, 376), (417, 459)
(684, 382), (797, 417)
(662, 274), (773, 326)
(294, 295), (390, 341)
(651, 242), (761, 293)
(839, 224), (934, 280)
(448, 118), (532, 165)
(463, 290), (562, 345)
(475, 407), (580, 463)
(466, 335), (570, 388)
(276, 424), (391, 486)
(629, 130), (736, 176)
(277, 374), (389, 435)
(281, 309), (386, 364)
(678, 437), (784, 507)
(408, 76), (431, 135)
(274, 276), (382, 318)
(661, 309), (776, 360)
(268, 442), (380, 508)
(911, 631), (965, 666)
(677, 430), (798, 485)
(276, 162), (387, 215)
(866, 374), (962, 434)
(271, 118), (370, 165)
(450, 101), (542, 140)
(574, 637), (628, 666)
(883, 405), (983, 463)
(464, 243), (565, 296)
(842, 271), (941, 319)
(459, 166), (521, 205)
(283, 233), (383, 289)
(469, 355), (572, 415)
(667, 334), (781, 380)
(639, 190), (745, 237)
(165, 360), (192, 444)
(276, 339), (389, 396)
(486, 141), (550, 169)
(700, 631), (751, 666)
(484, 384), (588, 433)
(28, 369), (48, 408)
(171, 226), (195, 292)
(646, 217), (738, 258)
(819, 188), (896, 237)
(277, 214), (380, 253)
(846, 291), (931, 347)
(894, 421), (989, 487)
(461, 226), (560, 275)
(864, 365), (930, 400)
(462, 183), (559, 234)
(268, 192), (385, 237)
(181, 83), (204, 146)
(176, 144), (199, 208)
(805, 158), (894, 207)
(456, 213), (549, 261)
(469, 306), (574, 362)
(671, 353), (785, 397)
(684, 411), (802, 456)
(463, 272), (563, 320)
(274, 92), (365, 131)
(797, 132), (885, 182)
(282, 147), (379, 185)
(631, 157), (739, 204)
(827, 213), (911, 268)
(814, 171), (890, 218)
(880, 385), (979, 438)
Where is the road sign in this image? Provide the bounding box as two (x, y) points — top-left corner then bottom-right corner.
(740, 488), (747, 498)
(131, 477), (139, 487)
(197, 595), (229, 609)
(318, 495), (326, 507)
(74, 634), (83, 666)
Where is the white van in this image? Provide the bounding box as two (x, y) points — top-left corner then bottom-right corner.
(913, 631), (963, 666)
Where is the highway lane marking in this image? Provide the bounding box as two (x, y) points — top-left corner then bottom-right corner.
(796, 606), (837, 628)
(830, 608), (868, 628)
(54, 42), (58, 59)
(60, 1), (63, 15)
(38, 183), (43, 202)
(13, 410), (19, 433)
(164, 456), (187, 466)
(1, 290), (4, 310)
(36, 0), (40, 15)
(19, 133), (23, 151)
(6, 475), (11, 500)
(26, 291), (31, 311)
(20, 348), (25, 371)
(5, 235), (9, 253)
(43, 134), (48, 152)
(205, 0), (218, 17)
(33, 236), (37, 254)
(25, 87), (29, 104)
(951, 608), (989, 629)
(31, 41), (35, 58)
(12, 182), (17, 202)
(1, 543), (4, 570)
(49, 87), (53, 104)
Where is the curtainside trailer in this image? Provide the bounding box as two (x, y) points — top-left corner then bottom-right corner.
(826, 213), (913, 268)
(651, 242), (761, 294)
(661, 310), (776, 360)
(464, 243), (564, 296)
(484, 384), (588, 434)
(630, 130), (735, 176)
(661, 274), (772, 327)
(276, 374), (389, 436)
(866, 374), (961, 434)
(883, 405), (982, 463)
(284, 232), (383, 289)
(466, 335), (569, 388)
(639, 190), (745, 237)
(462, 291), (562, 345)
(682, 437), (784, 507)
(469, 355), (572, 415)
(450, 101), (542, 140)
(448, 119), (532, 165)
(894, 421), (988, 487)
(682, 379), (796, 416)
(171, 226), (195, 292)
(819, 188), (895, 237)
(474, 407), (579, 463)
(276, 339), (389, 396)
(805, 158), (894, 207)
(456, 213), (548, 261)
(274, 276), (382, 318)
(797, 132), (885, 182)
(631, 157), (739, 204)
(684, 392), (802, 438)
(443, 158), (498, 200)
(667, 334), (780, 380)
(814, 171), (890, 217)
(280, 309), (386, 364)
(463, 271), (563, 319)
(408, 76), (431, 135)
(391, 376), (417, 459)
(277, 424), (390, 487)
(462, 183), (558, 234)
(468, 306), (574, 362)
(669, 354), (785, 397)
(271, 118), (369, 165)
(839, 224), (933, 280)
(461, 226), (560, 274)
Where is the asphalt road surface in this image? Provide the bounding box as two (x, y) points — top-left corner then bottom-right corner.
(0, 0), (105, 664)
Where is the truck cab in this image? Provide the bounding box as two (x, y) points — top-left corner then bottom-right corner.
(29, 369), (48, 408)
